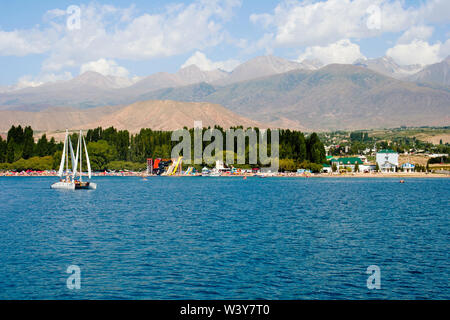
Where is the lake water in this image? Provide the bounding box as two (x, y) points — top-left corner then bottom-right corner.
(0, 176), (448, 300)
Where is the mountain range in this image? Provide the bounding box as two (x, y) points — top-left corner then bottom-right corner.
(407, 56), (450, 87)
(0, 55), (449, 131)
(0, 55), (326, 110)
(139, 64), (450, 130)
(353, 56), (422, 79)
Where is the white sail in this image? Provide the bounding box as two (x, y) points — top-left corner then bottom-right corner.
(68, 136), (76, 174)
(52, 129), (96, 190)
(58, 131), (68, 177)
(72, 133), (81, 179)
(83, 134), (92, 179)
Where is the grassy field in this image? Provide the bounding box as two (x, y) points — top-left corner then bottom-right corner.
(368, 127), (450, 143)
(417, 133), (450, 144)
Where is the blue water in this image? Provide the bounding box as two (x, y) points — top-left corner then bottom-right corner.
(0, 176), (448, 300)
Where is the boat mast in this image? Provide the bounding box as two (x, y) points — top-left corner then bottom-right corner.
(79, 130), (83, 182)
(65, 130), (69, 179)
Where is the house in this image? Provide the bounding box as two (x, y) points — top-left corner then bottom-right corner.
(358, 155), (368, 163)
(376, 149), (399, 172)
(401, 163), (415, 172)
(331, 157), (364, 172)
(321, 164), (332, 173)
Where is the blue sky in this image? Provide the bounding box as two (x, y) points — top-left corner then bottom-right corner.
(0, 0), (449, 86)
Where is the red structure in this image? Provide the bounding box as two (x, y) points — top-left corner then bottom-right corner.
(147, 158), (172, 175)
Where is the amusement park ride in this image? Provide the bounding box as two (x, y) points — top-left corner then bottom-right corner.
(147, 157), (187, 176)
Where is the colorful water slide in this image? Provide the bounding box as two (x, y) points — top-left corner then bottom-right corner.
(169, 157), (183, 176)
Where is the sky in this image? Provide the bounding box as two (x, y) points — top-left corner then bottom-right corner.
(0, 0), (449, 87)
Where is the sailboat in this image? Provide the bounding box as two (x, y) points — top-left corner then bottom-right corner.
(72, 130), (97, 190)
(51, 130), (96, 190)
(51, 129), (76, 189)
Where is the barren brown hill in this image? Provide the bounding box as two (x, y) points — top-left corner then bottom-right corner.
(0, 100), (265, 135)
(0, 105), (121, 133)
(83, 100), (265, 132)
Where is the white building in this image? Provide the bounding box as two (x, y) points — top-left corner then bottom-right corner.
(376, 149), (399, 172)
(215, 160), (230, 172)
(401, 163), (415, 172)
(358, 155), (368, 163)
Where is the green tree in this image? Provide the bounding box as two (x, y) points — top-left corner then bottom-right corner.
(22, 126), (35, 159)
(279, 159), (296, 172)
(87, 140), (117, 171)
(354, 162), (359, 172)
(332, 162), (338, 172)
(0, 136), (6, 163)
(6, 138), (15, 163)
(36, 134), (49, 157)
(10, 156), (53, 171)
(7, 125), (24, 145)
(52, 150), (62, 170)
(306, 133), (326, 164)
(107, 161), (146, 171)
(115, 130), (130, 161)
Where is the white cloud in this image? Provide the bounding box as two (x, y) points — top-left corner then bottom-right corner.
(80, 59), (129, 77)
(386, 39), (442, 65)
(43, 8), (66, 20)
(249, 13), (273, 28)
(421, 0), (450, 24)
(250, 0), (449, 48)
(15, 72), (73, 89)
(181, 51), (240, 72)
(298, 39), (365, 65)
(440, 39), (450, 59)
(397, 25), (434, 44)
(385, 19), (449, 66)
(0, 1), (241, 72)
(0, 29), (54, 56)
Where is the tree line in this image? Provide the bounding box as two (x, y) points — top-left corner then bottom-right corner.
(0, 125), (326, 172)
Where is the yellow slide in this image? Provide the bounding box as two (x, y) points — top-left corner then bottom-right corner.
(170, 156), (183, 176)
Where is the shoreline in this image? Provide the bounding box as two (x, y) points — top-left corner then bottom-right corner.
(0, 171), (449, 178)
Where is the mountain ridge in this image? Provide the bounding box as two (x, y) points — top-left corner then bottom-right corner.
(0, 57), (448, 131)
(138, 64), (450, 130)
(407, 56), (450, 87)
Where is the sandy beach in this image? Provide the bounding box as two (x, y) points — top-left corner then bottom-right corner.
(1, 170), (449, 178)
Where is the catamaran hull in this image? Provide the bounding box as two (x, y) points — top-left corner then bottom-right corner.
(75, 182), (97, 190)
(51, 182), (76, 190)
(51, 181), (97, 190)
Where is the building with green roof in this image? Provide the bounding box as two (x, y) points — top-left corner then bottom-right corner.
(329, 157), (366, 172)
(377, 149), (397, 154)
(330, 157), (364, 165)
